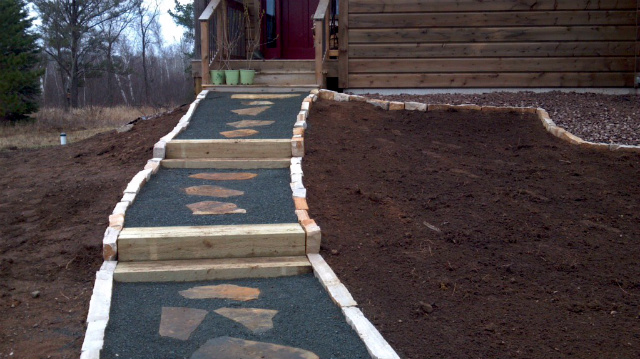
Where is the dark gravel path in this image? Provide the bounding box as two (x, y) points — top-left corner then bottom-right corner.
(124, 168), (297, 227)
(102, 274), (369, 359)
(362, 91), (640, 146)
(176, 92), (306, 140)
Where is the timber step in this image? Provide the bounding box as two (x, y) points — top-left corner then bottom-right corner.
(203, 85), (318, 93)
(113, 256), (312, 282)
(228, 59), (315, 72)
(166, 139), (293, 159)
(254, 72), (316, 87)
(117, 223), (306, 262)
(161, 158), (290, 169)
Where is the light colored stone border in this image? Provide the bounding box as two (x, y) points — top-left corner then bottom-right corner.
(81, 90), (209, 359)
(316, 89), (640, 153)
(296, 90), (401, 359)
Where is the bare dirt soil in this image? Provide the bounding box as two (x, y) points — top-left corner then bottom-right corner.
(304, 99), (640, 359)
(365, 91), (640, 146)
(0, 106), (185, 359)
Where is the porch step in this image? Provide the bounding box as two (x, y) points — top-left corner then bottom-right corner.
(117, 224), (306, 261)
(254, 71), (316, 86)
(113, 256), (312, 282)
(161, 158), (290, 169)
(229, 59), (315, 72)
(203, 85), (318, 92)
(165, 139), (293, 159)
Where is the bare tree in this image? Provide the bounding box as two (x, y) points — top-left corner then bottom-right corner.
(135, 0), (160, 104)
(98, 7), (137, 105)
(34, 0), (139, 108)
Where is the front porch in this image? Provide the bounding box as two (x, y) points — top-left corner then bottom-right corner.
(193, 0), (339, 92)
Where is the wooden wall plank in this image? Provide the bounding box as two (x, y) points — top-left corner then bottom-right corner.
(349, 42), (639, 58)
(348, 73), (635, 88)
(349, 0), (639, 13)
(344, 0), (639, 88)
(349, 58), (638, 73)
(349, 26), (638, 43)
(338, 0), (349, 88)
(349, 11), (639, 28)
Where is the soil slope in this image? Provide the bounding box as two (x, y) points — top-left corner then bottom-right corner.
(0, 107), (185, 358)
(304, 100), (640, 359)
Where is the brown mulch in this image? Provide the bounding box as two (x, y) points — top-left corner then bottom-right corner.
(363, 91), (640, 146)
(0, 106), (185, 358)
(304, 99), (640, 359)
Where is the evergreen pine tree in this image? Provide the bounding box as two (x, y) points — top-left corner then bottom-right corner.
(0, 0), (42, 121)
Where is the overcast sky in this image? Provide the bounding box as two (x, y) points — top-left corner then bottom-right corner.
(157, 0), (190, 45)
(29, 0), (191, 46)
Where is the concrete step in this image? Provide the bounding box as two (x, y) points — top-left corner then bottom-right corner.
(113, 256), (312, 282)
(161, 158), (291, 169)
(117, 223), (306, 262)
(165, 139), (293, 159)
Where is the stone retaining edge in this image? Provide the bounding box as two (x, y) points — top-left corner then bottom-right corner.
(298, 89), (401, 359)
(82, 90), (209, 359)
(316, 89), (640, 153)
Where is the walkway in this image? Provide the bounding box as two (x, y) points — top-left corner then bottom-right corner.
(83, 88), (399, 359)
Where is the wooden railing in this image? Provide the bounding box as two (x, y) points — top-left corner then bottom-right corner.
(313, 0), (332, 87)
(199, 0), (222, 85)
(199, 0), (247, 85)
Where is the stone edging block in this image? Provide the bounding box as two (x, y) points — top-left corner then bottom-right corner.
(153, 140), (167, 159)
(291, 137), (304, 157)
(301, 219), (321, 254)
(81, 261), (117, 358)
(342, 307), (401, 359)
(307, 254), (357, 307)
(102, 227), (119, 261)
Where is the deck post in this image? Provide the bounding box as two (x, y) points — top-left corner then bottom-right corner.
(314, 20), (324, 87)
(338, 0), (348, 88)
(201, 20), (210, 85)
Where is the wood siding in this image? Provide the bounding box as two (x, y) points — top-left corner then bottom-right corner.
(345, 0), (640, 88)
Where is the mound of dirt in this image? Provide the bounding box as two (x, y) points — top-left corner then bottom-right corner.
(0, 106), (185, 358)
(304, 100), (640, 359)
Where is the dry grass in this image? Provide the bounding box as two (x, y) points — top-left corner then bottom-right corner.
(0, 106), (167, 150)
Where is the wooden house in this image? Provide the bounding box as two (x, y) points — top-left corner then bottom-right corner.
(193, 0), (640, 92)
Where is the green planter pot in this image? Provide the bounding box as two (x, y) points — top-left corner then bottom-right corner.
(210, 70), (225, 85)
(224, 70), (240, 85)
(240, 69), (256, 85)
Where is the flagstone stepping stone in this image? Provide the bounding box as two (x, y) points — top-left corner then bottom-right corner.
(242, 101), (274, 105)
(231, 94), (298, 99)
(184, 185), (244, 198)
(159, 307), (208, 341)
(232, 106), (270, 116)
(220, 129), (259, 138)
(226, 120), (275, 128)
(189, 173), (258, 181)
(214, 308), (278, 333)
(179, 284), (260, 301)
(187, 201), (246, 215)
(191, 336), (320, 359)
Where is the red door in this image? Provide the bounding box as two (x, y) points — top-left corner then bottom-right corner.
(261, 0), (319, 59)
